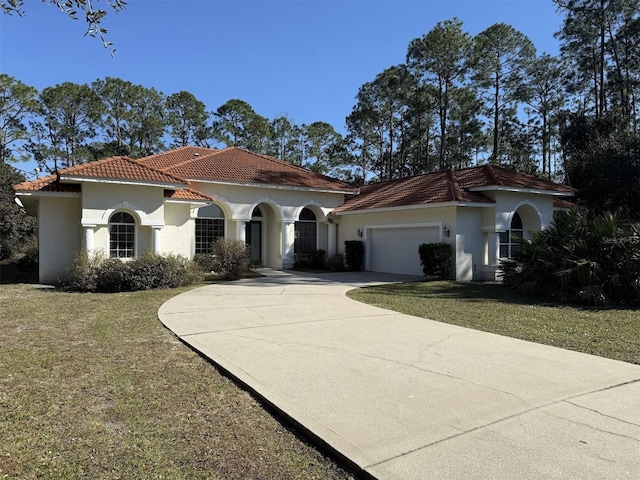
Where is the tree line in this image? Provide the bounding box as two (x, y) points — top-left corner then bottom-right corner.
(1, 0), (639, 217)
(0, 76), (348, 178)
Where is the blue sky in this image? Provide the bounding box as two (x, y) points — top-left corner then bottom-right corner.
(1, 0), (562, 146)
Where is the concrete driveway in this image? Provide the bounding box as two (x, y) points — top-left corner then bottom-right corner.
(159, 269), (640, 479)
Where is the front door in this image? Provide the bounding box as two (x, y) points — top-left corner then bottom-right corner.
(245, 220), (262, 264)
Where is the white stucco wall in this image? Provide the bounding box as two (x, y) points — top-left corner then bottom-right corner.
(163, 202), (193, 257)
(38, 196), (82, 284)
(455, 207), (484, 281)
(82, 183), (165, 257)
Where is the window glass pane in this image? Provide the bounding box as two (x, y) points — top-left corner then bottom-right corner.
(499, 231), (509, 244)
(500, 245), (509, 258)
(511, 212), (523, 229)
(197, 204), (224, 219)
(195, 218), (225, 254)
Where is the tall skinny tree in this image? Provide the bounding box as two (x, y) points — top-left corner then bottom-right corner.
(471, 23), (536, 164)
(166, 91), (211, 148)
(407, 18), (472, 169)
(0, 74), (38, 163)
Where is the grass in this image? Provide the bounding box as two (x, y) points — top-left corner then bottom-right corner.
(0, 284), (356, 479)
(347, 281), (640, 365)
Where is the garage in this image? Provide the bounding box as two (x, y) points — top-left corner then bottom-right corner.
(367, 225), (440, 276)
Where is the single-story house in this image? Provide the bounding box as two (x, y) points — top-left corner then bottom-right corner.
(13, 146), (575, 284)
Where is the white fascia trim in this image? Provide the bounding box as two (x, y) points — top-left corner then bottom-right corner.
(60, 175), (185, 190)
(469, 186), (574, 196)
(333, 201), (494, 216)
(186, 178), (355, 195)
(164, 199), (210, 207)
(15, 190), (81, 199)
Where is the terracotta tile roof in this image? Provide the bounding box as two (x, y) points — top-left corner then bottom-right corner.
(334, 165), (575, 213)
(137, 146), (218, 171)
(458, 165), (576, 193)
(58, 156), (187, 186)
(553, 198), (575, 209)
(164, 188), (216, 202)
(13, 174), (81, 193)
(13, 156), (188, 193)
(139, 147), (356, 192)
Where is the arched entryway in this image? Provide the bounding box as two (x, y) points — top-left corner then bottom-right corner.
(242, 202), (282, 268)
(499, 204), (542, 259)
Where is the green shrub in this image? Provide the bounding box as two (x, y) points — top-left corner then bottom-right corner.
(344, 240), (364, 271)
(212, 239), (250, 281)
(326, 254), (345, 272)
(67, 250), (105, 292)
(501, 209), (640, 306)
(67, 251), (202, 292)
(18, 245), (39, 270)
(193, 253), (216, 272)
(418, 243), (453, 279)
(96, 258), (131, 293)
(294, 249), (327, 270)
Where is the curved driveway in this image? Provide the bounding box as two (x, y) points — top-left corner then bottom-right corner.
(159, 269), (640, 480)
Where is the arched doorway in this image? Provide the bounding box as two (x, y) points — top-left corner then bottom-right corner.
(245, 206), (263, 264)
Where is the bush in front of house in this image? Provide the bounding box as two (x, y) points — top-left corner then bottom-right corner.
(418, 243), (453, 279)
(67, 251), (203, 292)
(501, 209), (640, 306)
(326, 254), (345, 272)
(211, 238), (250, 281)
(294, 249), (327, 270)
(193, 252), (216, 272)
(344, 240), (364, 271)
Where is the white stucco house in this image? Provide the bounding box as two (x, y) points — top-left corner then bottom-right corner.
(14, 146), (575, 284)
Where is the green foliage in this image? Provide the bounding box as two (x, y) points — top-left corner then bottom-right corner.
(326, 254), (346, 272)
(0, 163), (37, 260)
(211, 238), (250, 281)
(560, 112), (640, 218)
(67, 251), (202, 292)
(95, 257), (130, 293)
(501, 209), (640, 306)
(418, 243), (453, 279)
(2, 0), (127, 54)
(293, 249), (327, 270)
(193, 252), (217, 272)
(67, 250), (105, 292)
(344, 240), (364, 271)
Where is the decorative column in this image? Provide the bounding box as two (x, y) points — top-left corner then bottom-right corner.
(152, 226), (162, 255)
(83, 225), (96, 257)
(281, 221), (295, 269)
(236, 220), (247, 243)
(327, 222), (337, 256)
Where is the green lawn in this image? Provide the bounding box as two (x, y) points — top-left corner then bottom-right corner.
(0, 284), (355, 480)
(347, 281), (639, 365)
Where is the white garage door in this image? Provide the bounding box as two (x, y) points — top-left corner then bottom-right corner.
(368, 226), (440, 276)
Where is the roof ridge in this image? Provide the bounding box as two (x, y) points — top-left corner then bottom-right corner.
(159, 147), (233, 173)
(234, 147), (354, 189)
(482, 164), (502, 186)
(118, 156), (190, 186)
(448, 168), (463, 202)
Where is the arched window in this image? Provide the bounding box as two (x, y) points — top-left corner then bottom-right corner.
(294, 207), (317, 254)
(195, 204), (225, 254)
(499, 211), (524, 258)
(109, 211), (136, 258)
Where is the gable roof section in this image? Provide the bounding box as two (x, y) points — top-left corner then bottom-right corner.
(138, 147), (356, 193)
(334, 165), (575, 213)
(136, 146), (218, 171)
(164, 188), (216, 202)
(14, 156), (189, 193)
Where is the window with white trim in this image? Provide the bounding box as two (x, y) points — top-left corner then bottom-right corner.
(195, 204), (225, 254)
(499, 212), (524, 258)
(294, 207), (317, 254)
(109, 211), (136, 258)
